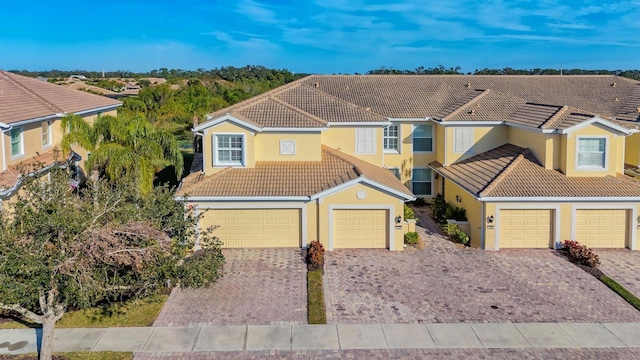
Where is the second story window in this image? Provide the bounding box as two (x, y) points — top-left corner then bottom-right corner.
(454, 127), (473, 153)
(42, 120), (52, 147)
(356, 128), (376, 154)
(10, 127), (23, 157)
(413, 124), (433, 152)
(577, 137), (606, 169)
(383, 123), (399, 152)
(215, 134), (244, 166)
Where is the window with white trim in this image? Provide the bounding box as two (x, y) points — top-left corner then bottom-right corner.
(42, 120), (52, 147)
(412, 168), (433, 195)
(388, 167), (401, 179)
(383, 123), (399, 152)
(10, 127), (23, 157)
(279, 140), (296, 155)
(577, 137), (606, 169)
(356, 128), (376, 154)
(454, 127), (473, 153)
(215, 134), (244, 165)
(413, 124), (433, 152)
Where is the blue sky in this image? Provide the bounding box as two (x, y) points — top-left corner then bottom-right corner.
(1, 0), (639, 73)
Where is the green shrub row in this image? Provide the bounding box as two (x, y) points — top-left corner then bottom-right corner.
(307, 270), (326, 324)
(600, 276), (640, 312)
(404, 232), (419, 245)
(430, 194), (467, 224)
(444, 223), (470, 246)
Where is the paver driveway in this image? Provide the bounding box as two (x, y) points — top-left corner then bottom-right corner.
(154, 248), (307, 326)
(324, 207), (640, 324)
(599, 249), (640, 298)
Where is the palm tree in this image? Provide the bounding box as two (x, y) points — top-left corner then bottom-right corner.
(61, 113), (183, 194)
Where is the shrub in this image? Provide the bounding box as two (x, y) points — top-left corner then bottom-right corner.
(563, 240), (600, 268)
(404, 204), (415, 220)
(444, 204), (467, 221)
(444, 223), (470, 246)
(430, 194), (448, 224)
(306, 241), (325, 272)
(307, 270), (327, 324)
(175, 248), (225, 287)
(404, 232), (419, 245)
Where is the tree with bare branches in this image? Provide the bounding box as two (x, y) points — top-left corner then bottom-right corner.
(0, 164), (223, 360)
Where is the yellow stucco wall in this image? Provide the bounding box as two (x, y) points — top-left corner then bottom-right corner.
(446, 125), (508, 164)
(507, 127), (549, 167)
(383, 123), (415, 187)
(255, 132), (322, 162)
(321, 126), (383, 166)
(203, 121), (256, 174)
(315, 182), (405, 251)
(443, 178), (483, 248)
(626, 132), (640, 167)
(561, 124), (624, 177)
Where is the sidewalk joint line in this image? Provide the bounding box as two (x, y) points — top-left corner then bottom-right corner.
(90, 328), (108, 352)
(140, 327), (156, 352)
(191, 325), (203, 351)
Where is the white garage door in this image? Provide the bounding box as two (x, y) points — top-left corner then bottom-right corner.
(201, 209), (301, 247)
(334, 209), (387, 248)
(499, 209), (552, 248)
(575, 209), (627, 248)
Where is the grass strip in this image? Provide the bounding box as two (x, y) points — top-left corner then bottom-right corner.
(307, 270), (327, 324)
(0, 294), (168, 329)
(600, 276), (640, 312)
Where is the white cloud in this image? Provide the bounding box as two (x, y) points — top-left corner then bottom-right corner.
(202, 31), (280, 50)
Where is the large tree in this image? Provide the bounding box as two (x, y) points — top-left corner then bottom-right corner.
(0, 163), (222, 360)
(61, 113), (183, 193)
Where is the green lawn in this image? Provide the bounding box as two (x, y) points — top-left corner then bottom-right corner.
(307, 270), (327, 324)
(0, 294), (167, 329)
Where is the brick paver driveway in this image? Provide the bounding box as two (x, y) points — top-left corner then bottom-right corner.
(154, 248), (307, 326)
(324, 207), (640, 324)
(599, 249), (640, 298)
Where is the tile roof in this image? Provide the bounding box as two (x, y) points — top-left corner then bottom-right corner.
(177, 145), (414, 199)
(0, 70), (121, 124)
(431, 144), (640, 198)
(301, 75), (640, 120)
(234, 97), (327, 128)
(0, 150), (61, 193)
(200, 74), (640, 131)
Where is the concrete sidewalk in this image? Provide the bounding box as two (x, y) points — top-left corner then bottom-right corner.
(1, 322), (639, 355)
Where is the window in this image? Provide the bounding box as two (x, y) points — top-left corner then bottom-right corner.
(10, 127), (23, 157)
(42, 120), (52, 147)
(412, 168), (433, 195)
(388, 168), (401, 180)
(215, 134), (244, 165)
(356, 128), (376, 154)
(454, 127), (473, 153)
(577, 137), (606, 169)
(383, 123), (399, 152)
(413, 124), (433, 152)
(279, 140), (296, 155)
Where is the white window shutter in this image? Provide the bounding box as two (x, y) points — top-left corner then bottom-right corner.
(357, 128), (376, 154)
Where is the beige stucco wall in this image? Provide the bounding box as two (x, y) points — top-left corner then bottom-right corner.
(561, 124), (625, 177)
(507, 127), (550, 167)
(446, 125), (508, 164)
(254, 132), (322, 162)
(202, 122), (256, 174)
(442, 178), (483, 248)
(625, 132), (640, 167)
(321, 126), (384, 166)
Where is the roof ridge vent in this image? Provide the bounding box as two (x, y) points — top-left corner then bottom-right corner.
(314, 81), (319, 88)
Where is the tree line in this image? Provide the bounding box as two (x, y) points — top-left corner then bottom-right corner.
(366, 65), (640, 80)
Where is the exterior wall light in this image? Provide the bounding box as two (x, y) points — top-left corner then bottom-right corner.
(455, 195), (461, 203)
(487, 215), (494, 223)
(395, 215), (402, 224)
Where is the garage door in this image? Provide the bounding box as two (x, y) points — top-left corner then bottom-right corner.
(499, 209), (552, 248)
(575, 209), (627, 248)
(334, 209), (387, 248)
(201, 209), (300, 247)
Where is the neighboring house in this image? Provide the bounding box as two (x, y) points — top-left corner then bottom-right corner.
(0, 70), (122, 200)
(178, 75), (640, 251)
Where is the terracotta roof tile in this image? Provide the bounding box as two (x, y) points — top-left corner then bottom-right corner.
(442, 90), (527, 121)
(0, 71), (121, 124)
(615, 84), (640, 121)
(234, 97), (326, 128)
(0, 151), (61, 192)
(177, 146), (413, 199)
(431, 144), (640, 198)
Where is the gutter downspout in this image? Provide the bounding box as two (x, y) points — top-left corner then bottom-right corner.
(0, 124), (10, 172)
